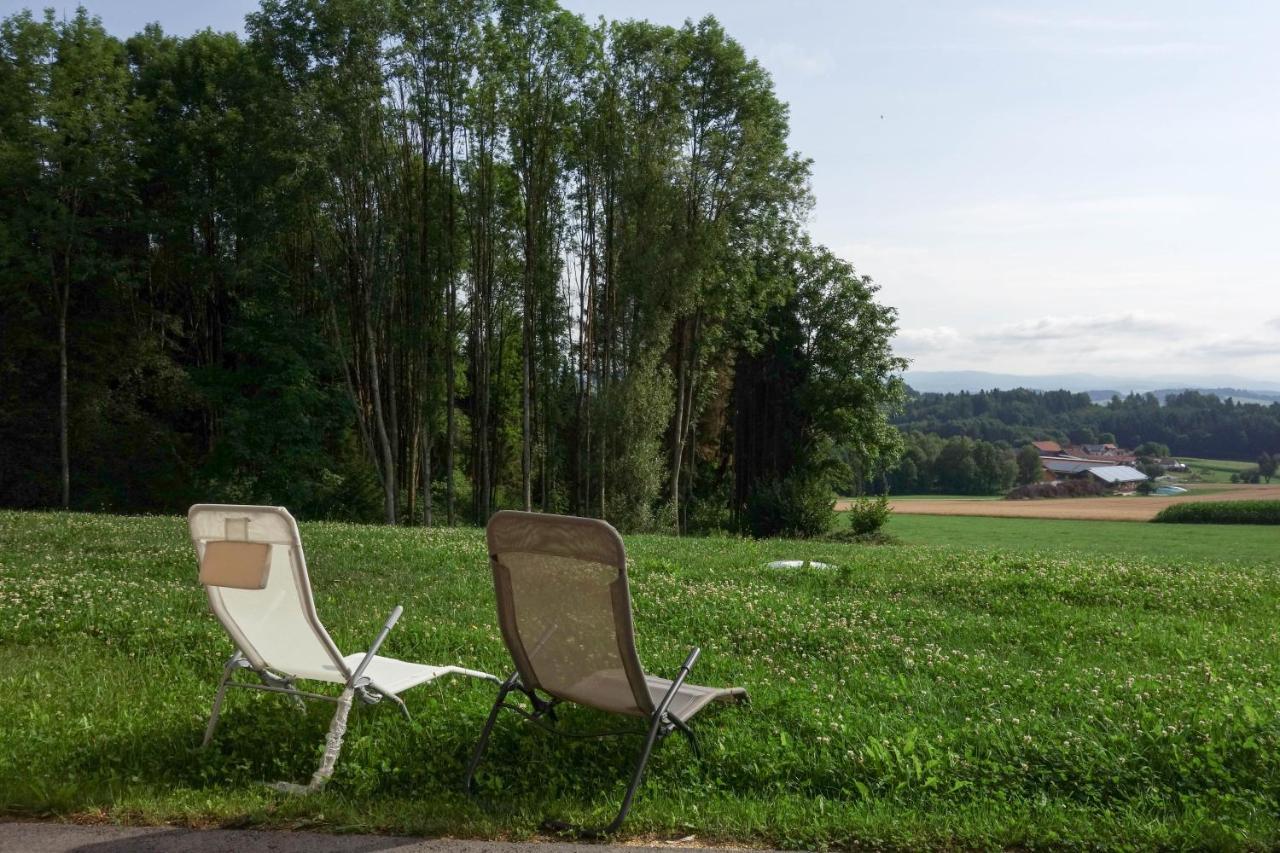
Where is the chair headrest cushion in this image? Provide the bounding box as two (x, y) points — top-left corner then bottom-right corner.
(200, 540), (271, 590)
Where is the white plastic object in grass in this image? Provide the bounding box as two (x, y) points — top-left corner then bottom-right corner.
(766, 559), (835, 569)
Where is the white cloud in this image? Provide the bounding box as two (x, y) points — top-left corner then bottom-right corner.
(1087, 41), (1218, 57)
(976, 313), (1190, 344)
(980, 9), (1215, 57)
(893, 326), (965, 356)
(893, 313), (1280, 377)
(1192, 338), (1280, 359)
(982, 10), (1157, 33)
(763, 42), (832, 77)
(944, 194), (1201, 236)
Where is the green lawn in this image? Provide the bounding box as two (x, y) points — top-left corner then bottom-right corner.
(1179, 457), (1256, 483)
(886, 513), (1279, 562)
(1, 510), (1278, 849)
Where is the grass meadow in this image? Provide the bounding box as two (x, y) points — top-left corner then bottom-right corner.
(1, 510), (1278, 849)
(1181, 457), (1258, 484)
(885, 513), (1279, 562)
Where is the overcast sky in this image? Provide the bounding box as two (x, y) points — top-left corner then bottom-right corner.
(11, 0), (1279, 382)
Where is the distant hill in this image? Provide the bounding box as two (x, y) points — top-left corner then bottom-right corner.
(905, 370), (1280, 398)
(1080, 388), (1280, 405)
(1149, 388), (1280, 405)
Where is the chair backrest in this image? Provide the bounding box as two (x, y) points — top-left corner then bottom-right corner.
(188, 504), (350, 682)
(486, 510), (654, 717)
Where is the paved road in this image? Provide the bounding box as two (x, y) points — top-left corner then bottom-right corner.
(0, 822), (765, 853)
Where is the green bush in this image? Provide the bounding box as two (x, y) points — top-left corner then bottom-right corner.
(847, 494), (892, 535)
(745, 473), (834, 538)
(1153, 500), (1280, 525)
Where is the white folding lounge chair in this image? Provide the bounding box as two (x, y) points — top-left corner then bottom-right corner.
(465, 510), (748, 835)
(188, 503), (497, 793)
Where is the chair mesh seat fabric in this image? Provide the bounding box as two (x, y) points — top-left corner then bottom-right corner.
(501, 550), (648, 715)
(556, 669), (745, 720)
(643, 676), (746, 722)
(487, 511), (746, 722)
(342, 654), (450, 695)
(190, 504), (453, 693)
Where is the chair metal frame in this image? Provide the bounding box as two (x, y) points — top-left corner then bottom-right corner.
(464, 647), (704, 837)
(201, 604), (417, 793)
(190, 503), (497, 793)
(465, 510), (745, 836)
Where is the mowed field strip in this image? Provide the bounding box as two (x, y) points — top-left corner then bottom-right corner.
(838, 483), (1280, 521)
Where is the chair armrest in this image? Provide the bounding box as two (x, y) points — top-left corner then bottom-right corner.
(349, 605), (403, 686)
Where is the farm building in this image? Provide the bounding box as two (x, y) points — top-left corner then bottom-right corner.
(1032, 440), (1065, 456)
(1066, 443), (1137, 464)
(1085, 465), (1148, 490)
(1039, 457), (1149, 491)
(1081, 443), (1118, 455)
(1041, 458), (1102, 477)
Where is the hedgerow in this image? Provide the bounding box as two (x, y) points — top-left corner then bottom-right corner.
(1153, 500), (1280, 524)
(1006, 479), (1108, 500)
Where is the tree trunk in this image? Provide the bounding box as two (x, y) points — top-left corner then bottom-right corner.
(58, 283), (69, 510)
(422, 435), (433, 526)
(669, 318), (689, 533)
(444, 286), (456, 524)
(445, 153), (457, 527)
(521, 249), (534, 512)
(367, 318), (397, 525)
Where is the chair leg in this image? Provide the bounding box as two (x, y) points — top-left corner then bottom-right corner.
(264, 674), (307, 712)
(464, 673), (518, 793)
(670, 715), (701, 760)
(579, 712), (667, 838)
(388, 692), (411, 721)
(282, 680), (307, 712)
(201, 654), (242, 748)
(271, 686), (355, 795)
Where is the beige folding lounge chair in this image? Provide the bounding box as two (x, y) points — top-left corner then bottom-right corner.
(465, 510), (747, 835)
(189, 503), (497, 793)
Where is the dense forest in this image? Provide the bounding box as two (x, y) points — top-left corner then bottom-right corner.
(0, 1), (906, 533)
(881, 432), (1018, 496)
(894, 388), (1280, 462)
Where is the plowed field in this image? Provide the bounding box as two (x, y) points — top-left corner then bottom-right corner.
(839, 484), (1280, 521)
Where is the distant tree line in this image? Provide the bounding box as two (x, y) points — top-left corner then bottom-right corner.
(893, 388), (1280, 462)
(1234, 452), (1277, 485)
(881, 432), (1017, 496)
(0, 1), (905, 533)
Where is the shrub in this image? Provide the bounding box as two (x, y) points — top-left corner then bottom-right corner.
(847, 494), (892, 535)
(825, 527), (896, 545)
(1006, 479), (1107, 500)
(1153, 500), (1280, 525)
(745, 473), (834, 538)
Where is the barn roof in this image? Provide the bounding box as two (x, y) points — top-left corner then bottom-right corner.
(1087, 465), (1148, 484)
(1042, 458), (1103, 475)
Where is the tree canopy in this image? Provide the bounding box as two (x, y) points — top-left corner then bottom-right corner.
(0, 2), (905, 534)
(894, 388), (1280, 462)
